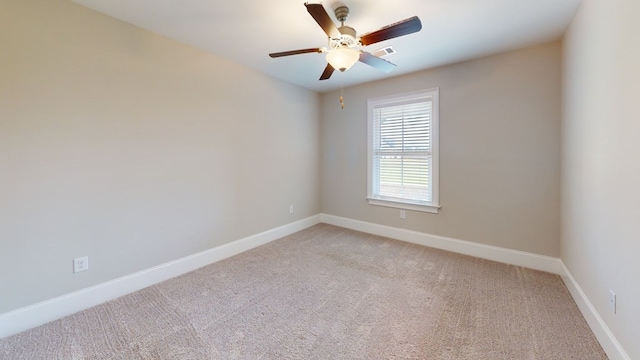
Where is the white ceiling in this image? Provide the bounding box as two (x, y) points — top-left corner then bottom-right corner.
(71, 0), (582, 93)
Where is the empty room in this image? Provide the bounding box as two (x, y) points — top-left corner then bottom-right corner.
(0, 0), (638, 359)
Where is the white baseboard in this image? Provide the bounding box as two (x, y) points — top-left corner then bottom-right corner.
(2, 213), (630, 360)
(320, 214), (563, 274)
(560, 263), (631, 360)
(320, 213), (630, 360)
(0, 215), (321, 339)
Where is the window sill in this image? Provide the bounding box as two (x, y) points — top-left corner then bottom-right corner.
(367, 198), (440, 214)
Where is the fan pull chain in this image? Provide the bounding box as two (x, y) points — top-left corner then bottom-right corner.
(340, 83), (345, 109)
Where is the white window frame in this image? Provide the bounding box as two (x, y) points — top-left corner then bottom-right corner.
(367, 88), (440, 213)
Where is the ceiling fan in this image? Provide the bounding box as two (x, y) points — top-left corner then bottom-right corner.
(269, 3), (422, 80)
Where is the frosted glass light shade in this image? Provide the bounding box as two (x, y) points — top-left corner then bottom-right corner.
(326, 48), (359, 72)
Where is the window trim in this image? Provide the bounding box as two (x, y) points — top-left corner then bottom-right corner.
(366, 88), (440, 214)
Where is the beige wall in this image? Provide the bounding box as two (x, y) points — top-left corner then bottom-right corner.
(321, 42), (562, 257)
(0, 0), (320, 313)
(562, 0), (640, 358)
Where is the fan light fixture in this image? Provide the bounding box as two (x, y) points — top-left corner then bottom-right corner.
(268, 3), (422, 81)
(326, 48), (360, 72)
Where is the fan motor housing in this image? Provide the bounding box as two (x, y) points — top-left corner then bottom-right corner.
(330, 25), (357, 49)
(339, 26), (356, 40)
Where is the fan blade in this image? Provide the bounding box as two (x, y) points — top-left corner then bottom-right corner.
(319, 63), (335, 80)
(269, 48), (323, 58)
(359, 16), (422, 46)
(359, 52), (396, 73)
(305, 3), (340, 39)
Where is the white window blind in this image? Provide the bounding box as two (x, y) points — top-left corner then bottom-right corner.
(367, 89), (439, 213)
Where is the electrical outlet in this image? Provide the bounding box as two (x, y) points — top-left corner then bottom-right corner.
(608, 289), (616, 314)
(289, 205), (294, 214)
(74, 256), (89, 273)
(400, 210), (406, 219)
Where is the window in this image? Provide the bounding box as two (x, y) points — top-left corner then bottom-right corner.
(367, 88), (440, 213)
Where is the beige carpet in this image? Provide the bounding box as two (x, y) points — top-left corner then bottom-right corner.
(0, 224), (607, 359)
